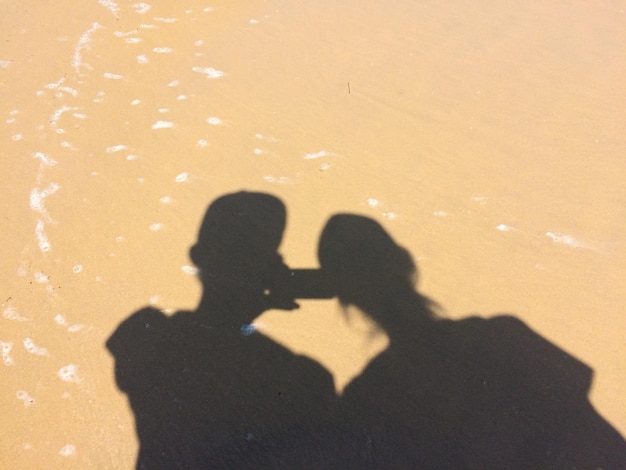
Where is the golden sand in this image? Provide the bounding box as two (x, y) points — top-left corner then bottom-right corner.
(2, 1), (624, 467)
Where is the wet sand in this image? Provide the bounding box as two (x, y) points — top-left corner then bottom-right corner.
(2, 1), (625, 467)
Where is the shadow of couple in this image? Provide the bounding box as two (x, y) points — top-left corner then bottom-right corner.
(107, 191), (626, 469)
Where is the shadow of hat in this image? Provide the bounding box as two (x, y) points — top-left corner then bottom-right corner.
(190, 191), (287, 269)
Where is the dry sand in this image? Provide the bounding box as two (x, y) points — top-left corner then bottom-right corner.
(1, 0), (625, 467)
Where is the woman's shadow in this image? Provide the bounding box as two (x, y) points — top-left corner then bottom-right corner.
(319, 214), (626, 469)
(106, 192), (340, 469)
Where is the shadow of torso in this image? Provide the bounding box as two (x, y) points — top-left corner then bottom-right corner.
(107, 307), (338, 469)
(341, 315), (626, 469)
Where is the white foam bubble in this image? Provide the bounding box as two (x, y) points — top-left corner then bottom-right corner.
(67, 324), (85, 333)
(154, 17), (177, 23)
(471, 195), (489, 205)
(367, 198), (380, 207)
(1, 341), (14, 365)
(545, 231), (588, 249)
(3, 307), (29, 322)
(159, 196), (173, 203)
(254, 133), (277, 142)
(30, 183), (59, 215)
(168, 80), (180, 87)
(133, 2), (151, 14)
(192, 66), (223, 78)
(23, 338), (49, 356)
(151, 121), (174, 129)
(153, 47), (173, 53)
(58, 444), (76, 457)
(175, 172), (190, 182)
(58, 86), (78, 97)
(106, 144), (127, 153)
(125, 37), (142, 44)
(263, 175), (292, 184)
(72, 264), (83, 273)
(197, 139), (209, 148)
(206, 117), (222, 125)
(35, 220), (51, 252)
(72, 23), (103, 73)
(98, 0), (119, 16)
(58, 364), (81, 383)
(181, 265), (198, 275)
(114, 30), (138, 38)
(137, 55), (149, 64)
(131, 99), (142, 105)
(49, 106), (75, 127)
(104, 72), (124, 79)
(34, 272), (50, 283)
(17, 390), (35, 407)
(60, 141), (78, 150)
(304, 150), (329, 159)
(45, 77), (65, 90)
(31, 150), (57, 167)
(149, 223), (164, 231)
(54, 314), (85, 332)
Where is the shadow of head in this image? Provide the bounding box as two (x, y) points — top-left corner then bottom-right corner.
(318, 214), (416, 298)
(189, 191), (287, 284)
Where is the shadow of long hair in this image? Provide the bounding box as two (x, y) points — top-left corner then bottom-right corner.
(319, 214), (439, 332)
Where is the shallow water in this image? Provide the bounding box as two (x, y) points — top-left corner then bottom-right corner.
(2, 0), (625, 467)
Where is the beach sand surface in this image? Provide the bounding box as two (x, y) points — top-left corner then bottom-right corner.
(1, 0), (625, 467)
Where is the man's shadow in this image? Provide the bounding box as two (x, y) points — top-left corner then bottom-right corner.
(106, 192), (340, 469)
(318, 214), (626, 469)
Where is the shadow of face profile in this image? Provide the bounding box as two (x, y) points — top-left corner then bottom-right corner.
(318, 214), (417, 311)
